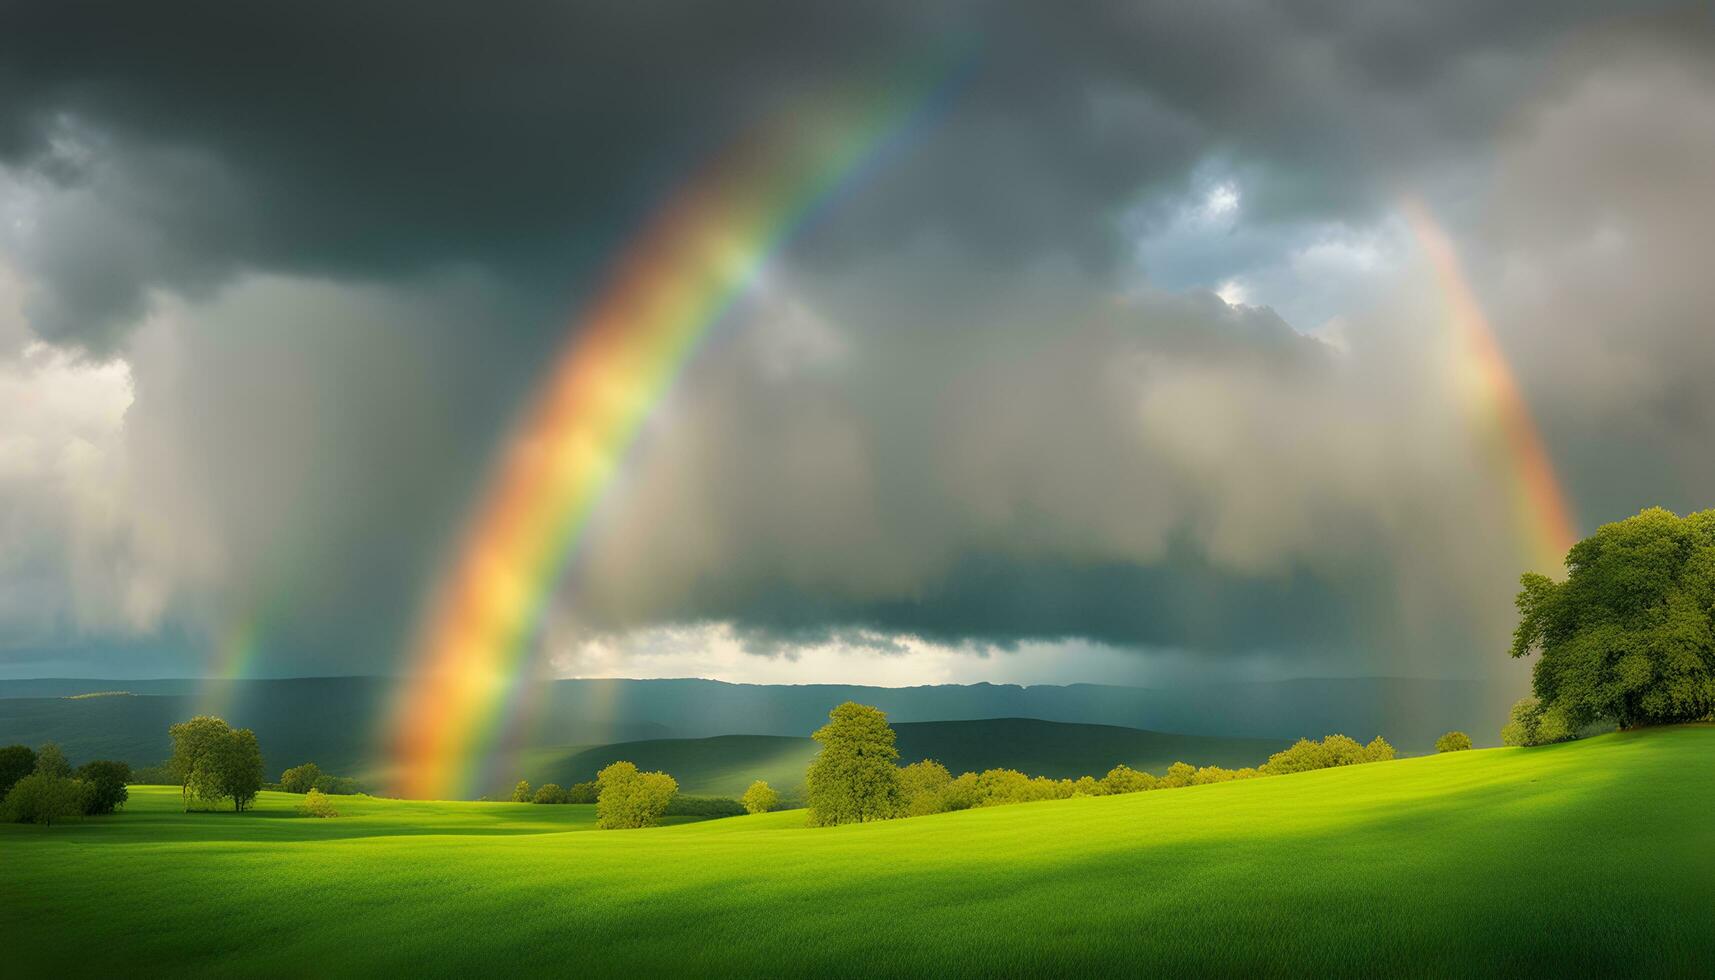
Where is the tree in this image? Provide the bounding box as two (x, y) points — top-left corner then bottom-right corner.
(299, 788), (339, 818)
(533, 782), (567, 804)
(1511, 507), (1715, 731)
(1364, 736), (1396, 762)
(896, 760), (952, 816)
(1435, 731), (1473, 753)
(35, 742), (72, 779)
(281, 762), (323, 794)
(1103, 764), (1156, 795)
(5, 772), (84, 826)
(76, 760), (131, 814)
(566, 780), (599, 803)
(741, 780), (781, 815)
(511, 779), (533, 802)
(218, 729), (265, 812)
(1501, 697), (1572, 747)
(805, 702), (900, 826)
(0, 744), (35, 798)
(1159, 762), (1197, 788)
(169, 716), (234, 811)
(595, 762), (677, 829)
(313, 774), (360, 795)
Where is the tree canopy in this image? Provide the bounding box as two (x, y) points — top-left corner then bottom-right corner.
(1512, 507), (1715, 731)
(594, 762), (677, 829)
(76, 760), (131, 814)
(805, 702), (901, 826)
(170, 716), (264, 811)
(741, 779), (780, 815)
(280, 762), (322, 794)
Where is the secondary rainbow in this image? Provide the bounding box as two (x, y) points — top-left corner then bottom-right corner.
(386, 73), (958, 800)
(1401, 197), (1578, 572)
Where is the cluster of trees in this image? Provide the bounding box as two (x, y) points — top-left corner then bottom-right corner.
(168, 716), (265, 812)
(279, 762), (361, 796)
(1508, 507), (1715, 740)
(1, 743), (133, 825)
(1435, 730), (1473, 752)
(511, 779), (598, 804)
(593, 761), (677, 829)
(804, 702), (1403, 827)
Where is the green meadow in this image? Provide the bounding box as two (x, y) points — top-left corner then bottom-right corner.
(5, 726), (1711, 976)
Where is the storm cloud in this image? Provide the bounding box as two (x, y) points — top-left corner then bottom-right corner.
(0, 1), (1710, 681)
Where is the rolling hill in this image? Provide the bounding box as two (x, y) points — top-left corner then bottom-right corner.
(512, 718), (1289, 797)
(3, 727), (1709, 975)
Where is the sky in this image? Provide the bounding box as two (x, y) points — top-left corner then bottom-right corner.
(1, 2), (1712, 688)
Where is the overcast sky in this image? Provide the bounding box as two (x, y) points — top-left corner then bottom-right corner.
(2, 2), (1711, 686)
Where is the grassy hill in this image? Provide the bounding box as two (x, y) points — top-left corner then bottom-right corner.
(5, 727), (1710, 975)
(515, 718), (1287, 797)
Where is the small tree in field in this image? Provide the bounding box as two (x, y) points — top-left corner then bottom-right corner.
(76, 760), (131, 814)
(1435, 731), (1472, 753)
(5, 772), (84, 826)
(533, 783), (567, 804)
(298, 788), (339, 818)
(896, 760), (952, 816)
(170, 716), (234, 810)
(805, 702), (900, 826)
(281, 762), (322, 794)
(1364, 736), (1396, 762)
(741, 780), (780, 814)
(1159, 762), (1197, 788)
(595, 762), (677, 829)
(511, 779), (533, 802)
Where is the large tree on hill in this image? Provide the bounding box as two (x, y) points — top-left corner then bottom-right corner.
(805, 702), (900, 826)
(170, 716), (265, 811)
(1511, 507), (1715, 731)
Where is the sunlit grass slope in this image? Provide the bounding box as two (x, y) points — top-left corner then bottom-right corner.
(5, 727), (1712, 976)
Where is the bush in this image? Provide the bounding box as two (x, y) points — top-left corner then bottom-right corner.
(1159, 762), (1197, 788)
(1103, 764), (1156, 795)
(565, 780), (599, 803)
(5, 773), (84, 826)
(595, 762), (677, 829)
(298, 788), (339, 818)
(510, 780), (532, 802)
(281, 763), (322, 794)
(34, 742), (73, 779)
(0, 744), (36, 798)
(1365, 736), (1396, 762)
(533, 783), (567, 804)
(896, 760), (951, 816)
(1435, 731), (1473, 753)
(76, 760), (131, 814)
(1501, 697), (1574, 747)
(742, 779), (781, 815)
(1264, 734), (1394, 775)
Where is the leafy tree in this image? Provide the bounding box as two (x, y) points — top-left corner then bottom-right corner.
(1103, 764), (1156, 795)
(35, 742), (72, 779)
(595, 761), (677, 829)
(741, 780), (781, 815)
(1501, 696), (1573, 747)
(299, 788), (339, 818)
(533, 782), (567, 804)
(511, 779), (533, 802)
(5, 772), (84, 826)
(219, 729), (265, 812)
(1159, 761), (1197, 788)
(76, 760), (131, 814)
(313, 774), (360, 795)
(896, 760), (951, 816)
(169, 716), (234, 811)
(565, 780), (599, 803)
(1070, 775), (1105, 796)
(805, 702), (900, 826)
(1435, 731), (1473, 753)
(940, 772), (980, 811)
(281, 762), (323, 794)
(0, 744), (35, 798)
(1511, 507), (1715, 730)
(1364, 736), (1396, 762)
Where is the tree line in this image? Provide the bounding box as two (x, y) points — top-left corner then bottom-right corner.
(1, 742), (132, 825)
(800, 701), (1409, 827)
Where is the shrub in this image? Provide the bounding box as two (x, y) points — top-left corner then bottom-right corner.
(0, 744), (37, 798)
(1264, 734), (1393, 775)
(1501, 697), (1574, 747)
(595, 762), (677, 829)
(1159, 762), (1197, 788)
(805, 702), (901, 826)
(298, 789), (339, 818)
(742, 780), (781, 815)
(76, 760), (131, 814)
(896, 760), (952, 816)
(1435, 731), (1473, 753)
(565, 780), (599, 803)
(1070, 775), (1105, 796)
(1103, 764), (1157, 795)
(1364, 736), (1396, 762)
(940, 772), (980, 812)
(510, 779), (532, 803)
(5, 773), (84, 826)
(533, 783), (567, 804)
(281, 763), (323, 794)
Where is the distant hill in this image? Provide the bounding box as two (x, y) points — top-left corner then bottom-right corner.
(514, 718), (1289, 798)
(0, 675), (1508, 792)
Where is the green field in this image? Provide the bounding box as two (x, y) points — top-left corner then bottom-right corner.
(513, 717), (1287, 798)
(5, 727), (1712, 976)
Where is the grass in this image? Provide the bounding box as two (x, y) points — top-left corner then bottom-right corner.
(4, 726), (1712, 976)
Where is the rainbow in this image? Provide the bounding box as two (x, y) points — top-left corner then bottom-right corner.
(386, 71), (959, 799)
(1401, 197), (1578, 572)
(193, 613), (262, 722)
